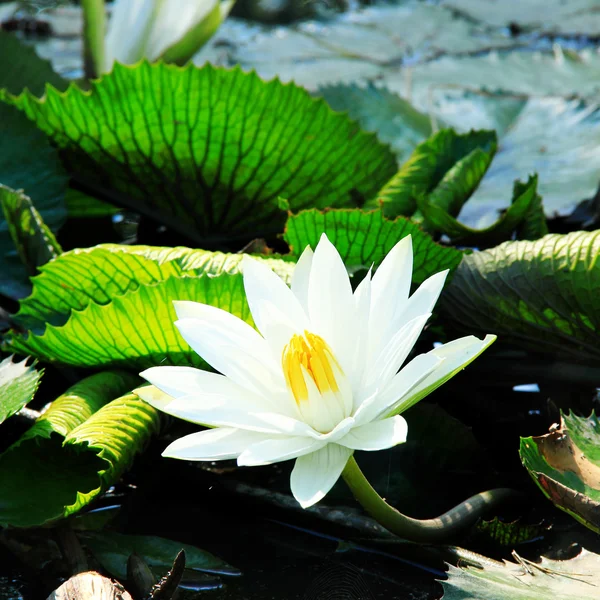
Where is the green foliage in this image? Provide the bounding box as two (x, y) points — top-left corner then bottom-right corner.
(5, 245), (293, 368)
(81, 531), (240, 580)
(0, 371), (156, 528)
(520, 412), (600, 534)
(475, 517), (546, 546)
(0, 356), (42, 425)
(440, 232), (600, 361)
(416, 174), (548, 247)
(372, 129), (497, 217)
(0, 186), (62, 276)
(284, 208), (463, 284)
(440, 548), (600, 599)
(6, 62), (396, 244)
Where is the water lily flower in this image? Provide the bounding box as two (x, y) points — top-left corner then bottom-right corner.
(136, 235), (494, 508)
(102, 0), (235, 72)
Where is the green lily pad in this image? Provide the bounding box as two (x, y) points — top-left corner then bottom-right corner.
(0, 355), (42, 426)
(12, 243), (293, 332)
(440, 231), (600, 361)
(520, 412), (600, 534)
(6, 61), (396, 245)
(0, 371), (152, 528)
(283, 208), (463, 284)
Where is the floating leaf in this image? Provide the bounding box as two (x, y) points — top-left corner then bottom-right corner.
(11, 243), (292, 332)
(0, 186), (62, 275)
(440, 548), (600, 599)
(7, 62), (396, 244)
(0, 355), (42, 425)
(373, 129), (497, 218)
(81, 532), (240, 580)
(520, 412), (600, 534)
(440, 232), (600, 361)
(284, 208), (463, 285)
(0, 371), (148, 528)
(318, 82), (432, 160)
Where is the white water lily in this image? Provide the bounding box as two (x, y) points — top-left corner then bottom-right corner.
(135, 234), (495, 508)
(103, 0), (234, 71)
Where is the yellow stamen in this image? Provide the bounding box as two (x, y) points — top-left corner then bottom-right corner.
(282, 332), (342, 405)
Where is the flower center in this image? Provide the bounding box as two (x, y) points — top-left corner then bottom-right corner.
(282, 332), (341, 405)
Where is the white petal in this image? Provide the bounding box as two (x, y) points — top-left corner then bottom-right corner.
(391, 270), (448, 335)
(290, 444), (353, 508)
(159, 394), (313, 435)
(238, 437), (325, 466)
(242, 256), (308, 356)
(307, 235), (356, 374)
(134, 384), (174, 411)
(338, 415), (408, 450)
(349, 270), (372, 392)
(162, 427), (270, 461)
(368, 236), (413, 357)
(291, 245), (314, 314)
(354, 353), (442, 425)
(174, 317), (284, 399)
(363, 313), (431, 392)
(388, 334), (496, 417)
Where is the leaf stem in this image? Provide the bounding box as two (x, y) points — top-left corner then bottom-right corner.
(81, 0), (106, 78)
(342, 455), (519, 543)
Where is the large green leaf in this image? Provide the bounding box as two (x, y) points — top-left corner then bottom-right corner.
(520, 412), (600, 534)
(12, 243), (293, 332)
(0, 355), (42, 426)
(0, 371), (149, 528)
(1, 186), (62, 276)
(6, 62), (396, 244)
(0, 33), (68, 298)
(81, 532), (240, 580)
(283, 209), (463, 285)
(6, 274), (252, 369)
(440, 548), (600, 599)
(373, 129), (497, 218)
(440, 232), (600, 362)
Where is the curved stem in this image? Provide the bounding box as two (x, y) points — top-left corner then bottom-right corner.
(342, 456), (520, 543)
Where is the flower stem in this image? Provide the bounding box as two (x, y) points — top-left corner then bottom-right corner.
(81, 0), (106, 78)
(342, 456), (519, 543)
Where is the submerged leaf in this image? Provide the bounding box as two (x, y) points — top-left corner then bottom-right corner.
(0, 355), (42, 425)
(284, 208), (462, 284)
(0, 186), (62, 275)
(7, 62), (396, 244)
(440, 232), (600, 361)
(0, 371), (149, 527)
(520, 412), (600, 534)
(440, 548), (600, 599)
(81, 532), (240, 580)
